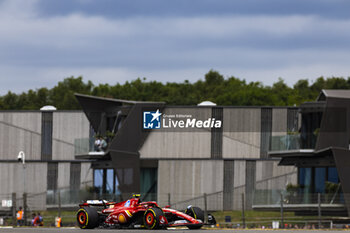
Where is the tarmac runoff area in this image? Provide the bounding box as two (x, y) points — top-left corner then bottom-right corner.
(0, 228), (349, 233)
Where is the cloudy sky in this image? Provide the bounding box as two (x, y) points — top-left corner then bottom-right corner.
(1, 0), (350, 94)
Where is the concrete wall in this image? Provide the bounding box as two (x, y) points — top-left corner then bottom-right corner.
(157, 160), (223, 206)
(222, 108), (261, 159)
(0, 163), (47, 195)
(0, 111), (90, 161)
(52, 112), (90, 160)
(81, 162), (93, 188)
(140, 108), (212, 159)
(272, 109), (288, 136)
(57, 162), (71, 189)
(232, 186), (245, 210)
(141, 107), (291, 160)
(0, 112), (41, 160)
(0, 162), (47, 210)
(140, 132), (211, 159)
(0, 111), (93, 211)
(234, 160), (246, 188)
(158, 159), (297, 211)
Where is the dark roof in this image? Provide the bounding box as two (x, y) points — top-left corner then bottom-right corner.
(317, 89), (350, 101)
(74, 93), (165, 105)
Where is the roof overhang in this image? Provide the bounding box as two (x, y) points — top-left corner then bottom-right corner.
(299, 101), (325, 113)
(317, 89), (350, 101)
(75, 93), (165, 105)
(75, 151), (109, 160)
(269, 148), (336, 167)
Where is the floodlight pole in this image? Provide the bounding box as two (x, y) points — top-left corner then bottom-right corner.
(18, 151), (26, 225)
(18, 151), (26, 200)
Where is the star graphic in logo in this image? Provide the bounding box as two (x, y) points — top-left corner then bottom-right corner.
(150, 109), (162, 122)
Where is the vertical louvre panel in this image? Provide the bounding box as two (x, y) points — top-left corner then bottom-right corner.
(211, 107), (223, 159)
(41, 112), (53, 160)
(287, 108), (299, 132)
(223, 160), (234, 210)
(260, 108), (272, 158)
(70, 162), (81, 190)
(89, 124), (95, 153)
(47, 162), (58, 191)
(245, 160), (256, 210)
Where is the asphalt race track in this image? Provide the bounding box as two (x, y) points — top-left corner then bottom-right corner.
(0, 228), (348, 233)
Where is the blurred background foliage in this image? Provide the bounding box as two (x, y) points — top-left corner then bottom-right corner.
(1, 70), (350, 110)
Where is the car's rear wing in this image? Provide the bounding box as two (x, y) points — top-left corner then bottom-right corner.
(79, 200), (116, 208)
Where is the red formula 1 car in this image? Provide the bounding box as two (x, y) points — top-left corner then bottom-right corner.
(76, 194), (216, 230)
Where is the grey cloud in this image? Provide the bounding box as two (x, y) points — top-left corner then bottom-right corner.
(36, 0), (350, 20)
(1, 0), (350, 94)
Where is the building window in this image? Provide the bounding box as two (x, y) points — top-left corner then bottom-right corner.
(93, 169), (119, 198)
(327, 167), (338, 183)
(315, 167), (326, 193)
(93, 168), (157, 201)
(260, 108), (272, 158)
(41, 112), (53, 160)
(106, 169), (114, 194)
(211, 107), (223, 159)
(298, 167), (342, 204)
(94, 169), (103, 195)
(300, 112), (322, 149)
(47, 162), (58, 191)
(46, 162), (58, 205)
(298, 167), (312, 203)
(140, 168), (157, 201)
(287, 109), (299, 132)
(70, 162), (81, 191)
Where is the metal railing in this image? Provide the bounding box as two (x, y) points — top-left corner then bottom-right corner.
(253, 190), (345, 206)
(0, 194), (13, 214)
(2, 190), (350, 229)
(170, 191), (223, 211)
(46, 190), (159, 208)
(2, 190), (346, 213)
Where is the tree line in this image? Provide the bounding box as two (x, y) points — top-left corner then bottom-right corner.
(1, 70), (350, 110)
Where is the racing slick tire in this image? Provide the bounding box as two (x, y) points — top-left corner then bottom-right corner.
(143, 207), (165, 229)
(185, 206), (204, 229)
(77, 207), (99, 229)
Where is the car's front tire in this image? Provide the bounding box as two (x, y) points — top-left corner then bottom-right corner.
(185, 206), (204, 229)
(77, 207), (99, 229)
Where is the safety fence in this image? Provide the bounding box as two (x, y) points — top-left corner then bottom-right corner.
(253, 190), (345, 206)
(1, 190), (347, 211)
(169, 191), (224, 211)
(1, 190), (349, 228)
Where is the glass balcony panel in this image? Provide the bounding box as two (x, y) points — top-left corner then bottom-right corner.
(269, 134), (301, 151)
(74, 138), (95, 154)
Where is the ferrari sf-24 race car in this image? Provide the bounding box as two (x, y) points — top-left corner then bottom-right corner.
(77, 194), (216, 230)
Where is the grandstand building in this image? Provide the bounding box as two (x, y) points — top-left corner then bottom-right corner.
(2, 91), (346, 215)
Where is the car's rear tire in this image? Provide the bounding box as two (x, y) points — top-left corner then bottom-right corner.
(143, 207), (164, 229)
(77, 207), (99, 229)
(185, 206), (204, 229)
